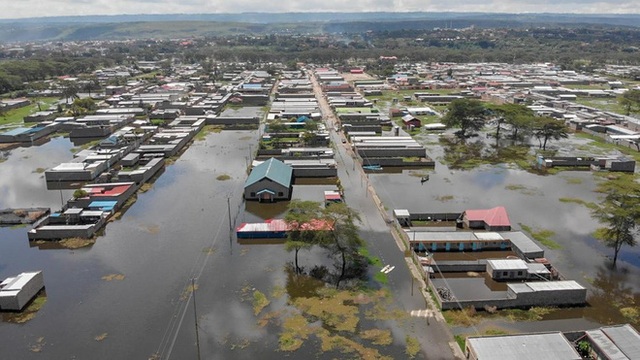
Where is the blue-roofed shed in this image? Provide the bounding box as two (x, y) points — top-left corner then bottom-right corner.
(244, 158), (293, 202)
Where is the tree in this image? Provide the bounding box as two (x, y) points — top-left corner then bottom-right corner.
(83, 79), (100, 97)
(284, 200), (324, 275)
(61, 81), (79, 104)
(533, 117), (568, 151)
(318, 203), (365, 288)
(442, 99), (487, 140)
(70, 98), (98, 116)
(592, 176), (640, 267)
(486, 103), (535, 145)
(618, 89), (640, 116)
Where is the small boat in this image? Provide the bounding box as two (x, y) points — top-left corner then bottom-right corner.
(363, 165), (383, 171)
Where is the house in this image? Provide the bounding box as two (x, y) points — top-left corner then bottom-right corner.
(244, 158), (293, 202)
(462, 206), (511, 231)
(0, 271), (45, 311)
(486, 259), (529, 280)
(401, 114), (422, 129)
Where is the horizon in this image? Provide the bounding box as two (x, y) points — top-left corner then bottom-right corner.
(0, 1), (639, 21)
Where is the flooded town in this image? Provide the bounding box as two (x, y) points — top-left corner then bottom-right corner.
(1, 10), (640, 360)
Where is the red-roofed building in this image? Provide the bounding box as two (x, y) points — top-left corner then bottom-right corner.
(462, 206), (511, 231)
(68, 182), (137, 210)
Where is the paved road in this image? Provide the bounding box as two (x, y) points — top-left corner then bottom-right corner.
(309, 71), (463, 359)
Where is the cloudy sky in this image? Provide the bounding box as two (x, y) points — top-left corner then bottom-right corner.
(1, 0), (638, 19)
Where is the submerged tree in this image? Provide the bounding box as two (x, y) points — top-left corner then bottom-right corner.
(533, 116), (569, 151)
(284, 200), (324, 275)
(486, 103), (535, 146)
(592, 176), (640, 267)
(442, 99), (488, 140)
(318, 203), (365, 288)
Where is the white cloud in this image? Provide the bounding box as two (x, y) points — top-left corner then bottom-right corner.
(0, 0), (638, 19)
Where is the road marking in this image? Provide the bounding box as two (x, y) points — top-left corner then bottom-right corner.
(380, 265), (391, 273)
(410, 309), (434, 318)
(383, 266), (395, 274)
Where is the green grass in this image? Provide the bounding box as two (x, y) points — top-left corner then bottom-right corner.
(0, 97), (59, 126)
(559, 197), (599, 210)
(373, 272), (388, 284)
(454, 335), (466, 352)
(405, 335), (421, 359)
(519, 224), (562, 250)
(575, 97), (625, 114)
(252, 290), (270, 315)
(359, 247), (382, 266)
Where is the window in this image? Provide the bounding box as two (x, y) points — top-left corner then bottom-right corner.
(278, 192), (284, 196)
(502, 272), (508, 276)
(517, 271), (523, 276)
(250, 192), (255, 197)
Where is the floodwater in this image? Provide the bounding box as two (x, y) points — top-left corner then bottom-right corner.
(0, 131), (415, 359)
(368, 132), (640, 332)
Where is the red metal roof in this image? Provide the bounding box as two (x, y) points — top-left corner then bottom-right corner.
(236, 218), (333, 233)
(84, 184), (132, 197)
(465, 206), (511, 227)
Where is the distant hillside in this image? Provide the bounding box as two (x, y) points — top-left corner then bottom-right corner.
(0, 12), (639, 42)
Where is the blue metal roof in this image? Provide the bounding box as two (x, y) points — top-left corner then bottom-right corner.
(88, 201), (118, 211)
(1, 127), (31, 136)
(245, 158), (292, 189)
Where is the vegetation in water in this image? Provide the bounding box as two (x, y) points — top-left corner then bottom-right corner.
(519, 223), (562, 250)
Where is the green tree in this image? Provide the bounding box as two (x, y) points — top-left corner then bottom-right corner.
(61, 81), (79, 104)
(318, 203), (365, 288)
(533, 117), (569, 151)
(442, 99), (487, 140)
(70, 98), (98, 116)
(487, 103), (535, 145)
(592, 176), (640, 267)
(284, 200), (324, 275)
(618, 89), (640, 116)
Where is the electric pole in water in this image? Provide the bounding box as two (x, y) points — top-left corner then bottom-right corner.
(192, 278), (201, 360)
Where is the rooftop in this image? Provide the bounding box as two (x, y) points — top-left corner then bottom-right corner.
(465, 206), (511, 227)
(245, 157), (293, 189)
(467, 332), (581, 360)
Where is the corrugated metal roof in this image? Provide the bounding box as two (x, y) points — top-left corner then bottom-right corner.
(500, 231), (544, 257)
(407, 231), (477, 242)
(601, 324), (640, 360)
(245, 158), (292, 189)
(586, 329), (629, 360)
(524, 280), (585, 292)
(467, 332), (581, 360)
(0, 272), (41, 291)
(486, 259), (528, 271)
(474, 232), (503, 241)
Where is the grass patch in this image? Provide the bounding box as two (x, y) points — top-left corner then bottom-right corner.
(564, 177), (583, 185)
(4, 292), (47, 324)
(360, 329), (393, 346)
(504, 184), (541, 196)
(374, 272), (388, 284)
(139, 183), (153, 192)
(59, 237), (95, 249)
(359, 247), (382, 266)
(434, 195), (454, 202)
(443, 307), (480, 327)
(0, 97), (58, 126)
(558, 197), (599, 210)
(94, 333), (108, 341)
(194, 125), (223, 141)
(294, 289), (360, 332)
(252, 290), (270, 316)
(519, 223), (562, 250)
(620, 307), (639, 322)
(279, 314), (311, 351)
(405, 335), (421, 359)
(454, 335), (466, 351)
(33, 167), (46, 174)
(501, 307), (555, 321)
(101, 274), (125, 281)
(575, 132), (640, 163)
(216, 174), (231, 181)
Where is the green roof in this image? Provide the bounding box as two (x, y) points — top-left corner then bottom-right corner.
(245, 158), (292, 188)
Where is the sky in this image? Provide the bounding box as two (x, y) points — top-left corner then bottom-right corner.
(1, 0), (638, 19)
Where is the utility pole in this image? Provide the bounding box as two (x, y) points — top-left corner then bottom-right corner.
(227, 197), (232, 231)
(192, 278), (201, 360)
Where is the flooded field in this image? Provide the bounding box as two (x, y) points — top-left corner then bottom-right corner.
(368, 132), (640, 333)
